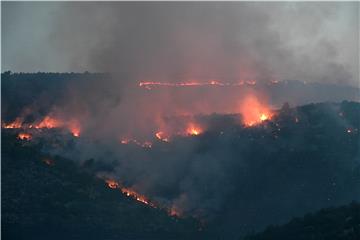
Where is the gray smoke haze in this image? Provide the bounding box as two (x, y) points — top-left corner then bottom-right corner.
(3, 2), (359, 138)
(3, 2), (359, 86)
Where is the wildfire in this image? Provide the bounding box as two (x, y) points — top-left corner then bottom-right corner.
(155, 131), (169, 142)
(239, 95), (273, 126)
(138, 80), (257, 89)
(68, 122), (81, 137)
(142, 141), (152, 148)
(260, 113), (269, 121)
(17, 132), (32, 140)
(120, 138), (152, 148)
(34, 116), (62, 129)
(2, 118), (23, 129)
(104, 179), (155, 207)
(186, 123), (202, 136)
(2, 115), (81, 137)
(120, 187), (152, 205)
(106, 179), (119, 189)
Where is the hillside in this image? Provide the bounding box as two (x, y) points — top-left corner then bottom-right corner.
(244, 202), (360, 240)
(2, 132), (200, 240)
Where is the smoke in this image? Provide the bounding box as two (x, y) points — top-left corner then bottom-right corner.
(2, 2), (360, 238)
(3, 2), (358, 85)
(3, 2), (359, 139)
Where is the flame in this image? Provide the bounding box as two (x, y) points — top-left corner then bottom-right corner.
(259, 113), (269, 121)
(106, 179), (120, 189)
(239, 94), (273, 126)
(120, 187), (152, 205)
(2, 115), (81, 137)
(138, 80), (256, 89)
(186, 123), (202, 136)
(155, 131), (169, 142)
(18, 132), (32, 140)
(35, 116), (62, 129)
(104, 179), (155, 207)
(68, 121), (81, 137)
(3, 118), (23, 129)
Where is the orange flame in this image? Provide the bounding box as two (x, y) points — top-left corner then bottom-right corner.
(138, 80), (256, 89)
(68, 121), (81, 137)
(239, 95), (273, 126)
(155, 131), (169, 142)
(105, 179), (120, 189)
(18, 132), (32, 140)
(104, 179), (155, 207)
(186, 123), (202, 136)
(3, 118), (23, 129)
(120, 187), (152, 205)
(3, 115), (81, 137)
(35, 116), (62, 129)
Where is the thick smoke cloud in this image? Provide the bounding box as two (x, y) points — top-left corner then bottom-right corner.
(46, 2), (359, 85)
(3, 2), (359, 86)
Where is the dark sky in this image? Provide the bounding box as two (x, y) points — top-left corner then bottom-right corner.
(2, 2), (359, 86)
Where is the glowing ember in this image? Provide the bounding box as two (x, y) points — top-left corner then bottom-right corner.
(120, 138), (153, 148)
(239, 95), (273, 126)
(17, 132), (32, 140)
(142, 141), (152, 148)
(72, 130), (80, 137)
(106, 179), (119, 189)
(186, 123), (202, 136)
(169, 206), (182, 217)
(155, 131), (169, 142)
(3, 118), (23, 129)
(42, 158), (55, 166)
(121, 139), (130, 144)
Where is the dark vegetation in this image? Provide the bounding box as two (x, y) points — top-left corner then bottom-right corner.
(244, 202), (360, 240)
(2, 131), (200, 240)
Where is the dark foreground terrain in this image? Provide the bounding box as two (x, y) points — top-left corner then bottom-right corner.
(245, 202), (360, 240)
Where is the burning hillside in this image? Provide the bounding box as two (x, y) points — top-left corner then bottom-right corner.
(2, 115), (81, 138)
(104, 179), (157, 208)
(2, 70), (360, 239)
